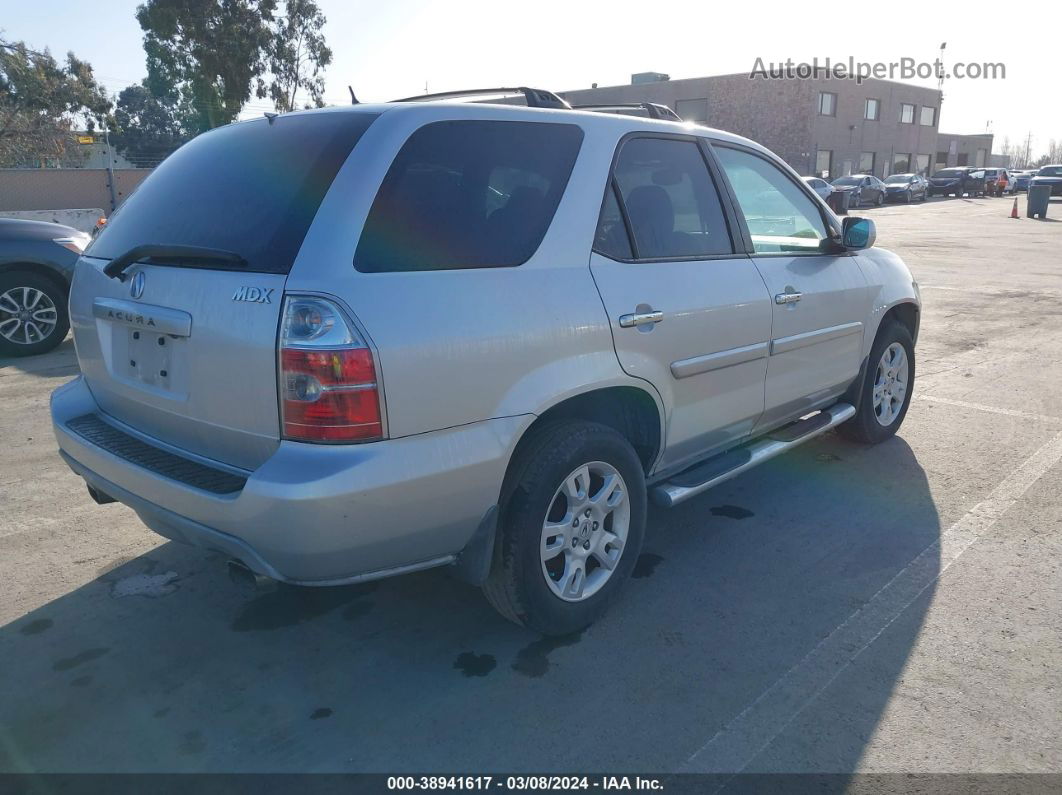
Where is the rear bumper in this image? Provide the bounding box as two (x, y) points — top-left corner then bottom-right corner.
(51, 376), (525, 584)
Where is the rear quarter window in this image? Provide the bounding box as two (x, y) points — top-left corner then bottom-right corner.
(354, 120), (584, 273)
(89, 112), (378, 274)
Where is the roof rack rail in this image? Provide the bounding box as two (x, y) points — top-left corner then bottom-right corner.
(572, 102), (683, 122)
(391, 87), (571, 110)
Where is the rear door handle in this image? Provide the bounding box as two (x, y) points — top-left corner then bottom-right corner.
(775, 292), (803, 305)
(618, 310), (664, 328)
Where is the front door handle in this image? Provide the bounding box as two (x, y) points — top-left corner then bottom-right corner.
(775, 292), (803, 305)
(618, 310), (664, 328)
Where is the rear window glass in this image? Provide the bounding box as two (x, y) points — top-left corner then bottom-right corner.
(354, 120), (583, 272)
(89, 111), (378, 274)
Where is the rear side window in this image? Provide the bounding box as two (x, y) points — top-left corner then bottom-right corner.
(89, 112), (379, 274)
(611, 137), (732, 259)
(594, 185), (634, 260)
(354, 120), (583, 272)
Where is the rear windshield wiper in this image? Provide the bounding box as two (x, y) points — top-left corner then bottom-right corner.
(103, 244), (247, 281)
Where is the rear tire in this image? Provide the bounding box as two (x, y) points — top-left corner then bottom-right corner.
(0, 270), (69, 358)
(839, 321), (915, 445)
(483, 420), (646, 635)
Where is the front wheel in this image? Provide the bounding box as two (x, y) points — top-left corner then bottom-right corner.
(876, 192), (884, 206)
(839, 321), (915, 445)
(0, 271), (69, 357)
(483, 421), (646, 635)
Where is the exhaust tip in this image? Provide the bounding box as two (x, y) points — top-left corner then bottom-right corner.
(227, 559), (273, 592)
(86, 484), (116, 505)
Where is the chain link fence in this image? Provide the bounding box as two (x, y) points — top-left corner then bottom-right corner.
(0, 168), (152, 215)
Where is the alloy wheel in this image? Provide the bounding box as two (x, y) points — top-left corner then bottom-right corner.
(540, 461), (630, 602)
(873, 342), (909, 427)
(0, 287), (58, 346)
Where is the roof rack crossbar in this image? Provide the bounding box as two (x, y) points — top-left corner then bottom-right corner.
(573, 102), (683, 122)
(391, 86), (571, 110)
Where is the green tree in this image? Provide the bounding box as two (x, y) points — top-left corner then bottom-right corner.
(261, 0), (332, 112)
(0, 38), (112, 166)
(111, 82), (197, 167)
(136, 0), (278, 130)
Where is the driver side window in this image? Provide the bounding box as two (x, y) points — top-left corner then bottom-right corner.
(714, 146), (828, 254)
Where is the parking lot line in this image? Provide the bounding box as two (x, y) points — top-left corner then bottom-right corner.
(916, 393), (1062, 424)
(679, 428), (1062, 777)
(919, 284), (1062, 297)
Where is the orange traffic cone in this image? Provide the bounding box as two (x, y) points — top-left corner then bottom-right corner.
(1010, 197), (1019, 219)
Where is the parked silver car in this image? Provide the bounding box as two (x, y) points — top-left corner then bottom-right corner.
(51, 90), (920, 634)
(802, 176), (834, 201)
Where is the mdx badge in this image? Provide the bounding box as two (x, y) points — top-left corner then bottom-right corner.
(232, 286), (273, 304)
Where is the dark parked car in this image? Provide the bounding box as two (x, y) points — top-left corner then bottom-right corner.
(927, 167), (986, 198)
(1013, 171), (1035, 192)
(883, 173), (928, 203)
(1030, 165), (1062, 196)
(830, 174), (886, 207)
(0, 219), (88, 356)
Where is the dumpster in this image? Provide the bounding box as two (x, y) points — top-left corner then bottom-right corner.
(1027, 184), (1051, 219)
(827, 190), (851, 215)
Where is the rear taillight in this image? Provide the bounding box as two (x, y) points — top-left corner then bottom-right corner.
(278, 296), (383, 443)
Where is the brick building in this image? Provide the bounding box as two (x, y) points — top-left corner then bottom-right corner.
(934, 132), (995, 169)
(560, 72), (976, 179)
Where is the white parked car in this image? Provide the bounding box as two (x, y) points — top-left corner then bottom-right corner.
(802, 176), (835, 201)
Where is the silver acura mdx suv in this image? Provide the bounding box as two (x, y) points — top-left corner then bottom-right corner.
(51, 88), (919, 635)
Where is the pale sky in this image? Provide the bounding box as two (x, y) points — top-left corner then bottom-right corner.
(5, 0), (1061, 157)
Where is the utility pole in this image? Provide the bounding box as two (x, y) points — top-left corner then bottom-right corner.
(103, 127), (117, 214)
(937, 42), (947, 104)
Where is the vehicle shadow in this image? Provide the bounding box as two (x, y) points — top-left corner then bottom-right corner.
(0, 336), (79, 379)
(0, 433), (939, 774)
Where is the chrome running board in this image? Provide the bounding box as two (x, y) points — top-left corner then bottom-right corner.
(651, 402), (856, 508)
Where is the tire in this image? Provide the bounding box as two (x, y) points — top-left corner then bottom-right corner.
(839, 321), (915, 445)
(875, 192), (884, 206)
(483, 420), (647, 635)
(0, 270), (69, 357)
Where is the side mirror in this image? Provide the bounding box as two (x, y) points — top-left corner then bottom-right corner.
(842, 216), (876, 250)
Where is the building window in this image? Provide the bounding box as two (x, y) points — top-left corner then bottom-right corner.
(818, 92), (836, 116)
(859, 152), (875, 174)
(936, 150), (949, 167)
(675, 98), (708, 123)
(815, 149), (832, 177)
(894, 153), (912, 172)
(864, 98), (880, 121)
(916, 154), (930, 174)
(900, 104), (915, 124)
(957, 153), (969, 166)
(920, 106), (936, 126)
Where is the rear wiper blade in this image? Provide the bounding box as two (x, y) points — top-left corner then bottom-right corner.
(103, 244), (247, 281)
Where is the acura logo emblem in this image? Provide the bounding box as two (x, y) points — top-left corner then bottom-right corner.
(129, 271), (146, 299)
